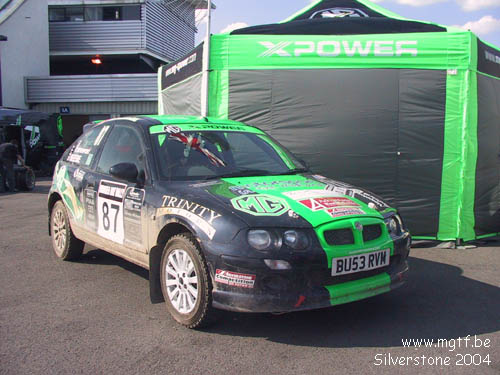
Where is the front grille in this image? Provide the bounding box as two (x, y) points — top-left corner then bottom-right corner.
(324, 228), (354, 245)
(363, 224), (382, 242)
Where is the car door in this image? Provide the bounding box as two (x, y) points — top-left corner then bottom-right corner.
(92, 123), (150, 265)
(58, 123), (112, 239)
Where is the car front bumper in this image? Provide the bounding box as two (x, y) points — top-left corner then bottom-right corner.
(210, 234), (410, 313)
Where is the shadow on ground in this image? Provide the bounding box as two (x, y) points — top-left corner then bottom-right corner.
(78, 249), (500, 349)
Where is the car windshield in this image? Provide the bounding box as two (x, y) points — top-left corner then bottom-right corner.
(150, 127), (307, 181)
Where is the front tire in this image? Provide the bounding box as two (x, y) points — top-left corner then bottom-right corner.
(50, 201), (84, 261)
(160, 233), (216, 328)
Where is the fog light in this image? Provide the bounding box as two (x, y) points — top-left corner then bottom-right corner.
(264, 259), (291, 270)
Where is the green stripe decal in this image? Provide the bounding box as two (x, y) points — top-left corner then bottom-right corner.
(149, 123), (264, 135)
(325, 273), (391, 306)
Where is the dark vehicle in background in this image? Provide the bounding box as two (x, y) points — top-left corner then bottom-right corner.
(0, 108), (64, 178)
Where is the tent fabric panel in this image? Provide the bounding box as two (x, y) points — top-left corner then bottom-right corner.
(229, 68), (400, 205)
(396, 69), (446, 237)
(474, 74), (500, 236)
(227, 70), (273, 126)
(160, 73), (201, 116)
(477, 39), (500, 79)
(228, 68), (448, 237)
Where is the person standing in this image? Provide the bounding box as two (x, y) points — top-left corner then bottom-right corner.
(0, 139), (25, 193)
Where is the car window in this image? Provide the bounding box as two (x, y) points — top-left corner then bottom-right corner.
(225, 132), (287, 171)
(64, 125), (111, 167)
(96, 126), (145, 175)
(150, 128), (304, 181)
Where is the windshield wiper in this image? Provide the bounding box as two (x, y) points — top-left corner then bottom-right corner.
(274, 168), (309, 176)
(204, 169), (272, 180)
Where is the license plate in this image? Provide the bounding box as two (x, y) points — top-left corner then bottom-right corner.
(332, 249), (390, 276)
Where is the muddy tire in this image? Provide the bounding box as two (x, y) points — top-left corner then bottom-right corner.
(50, 201), (84, 261)
(160, 233), (217, 329)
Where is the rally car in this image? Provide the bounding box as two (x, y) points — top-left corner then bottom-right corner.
(48, 115), (411, 328)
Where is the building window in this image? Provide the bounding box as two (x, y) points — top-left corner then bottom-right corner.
(103, 7), (121, 21)
(49, 6), (141, 22)
(49, 8), (66, 22)
(66, 7), (84, 22)
(122, 6), (141, 21)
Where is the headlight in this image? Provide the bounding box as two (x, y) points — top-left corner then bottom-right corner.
(385, 215), (402, 235)
(283, 230), (309, 250)
(248, 230), (281, 251)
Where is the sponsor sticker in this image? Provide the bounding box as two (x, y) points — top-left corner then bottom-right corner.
(123, 188), (145, 246)
(327, 207), (365, 218)
(229, 185), (255, 196)
(94, 126), (110, 146)
(282, 189), (341, 200)
(157, 196), (221, 240)
(73, 168), (85, 182)
(97, 180), (127, 244)
(299, 196), (359, 211)
(215, 270), (256, 289)
(163, 125), (181, 134)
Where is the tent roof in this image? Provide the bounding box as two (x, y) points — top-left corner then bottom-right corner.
(231, 0), (446, 36)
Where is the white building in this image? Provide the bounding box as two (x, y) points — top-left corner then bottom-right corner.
(0, 0), (207, 144)
(0, 0), (50, 109)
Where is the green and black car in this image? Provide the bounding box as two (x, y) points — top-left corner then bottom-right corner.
(48, 115), (411, 328)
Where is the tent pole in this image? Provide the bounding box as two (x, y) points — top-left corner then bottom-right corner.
(201, 0), (212, 117)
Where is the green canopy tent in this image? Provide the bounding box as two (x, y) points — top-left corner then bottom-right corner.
(158, 0), (500, 242)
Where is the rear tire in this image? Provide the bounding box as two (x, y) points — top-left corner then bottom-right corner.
(160, 233), (217, 329)
(50, 201), (84, 261)
(16, 168), (35, 191)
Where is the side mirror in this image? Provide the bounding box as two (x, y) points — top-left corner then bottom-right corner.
(109, 162), (138, 183)
(297, 158), (310, 169)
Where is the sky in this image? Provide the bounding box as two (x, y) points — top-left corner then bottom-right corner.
(195, 0), (500, 47)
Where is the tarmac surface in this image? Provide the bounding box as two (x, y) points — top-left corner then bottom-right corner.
(1, 179), (499, 374)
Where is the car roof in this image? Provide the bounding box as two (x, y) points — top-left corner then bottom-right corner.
(96, 115), (264, 134)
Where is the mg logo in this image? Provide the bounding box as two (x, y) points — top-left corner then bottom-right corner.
(231, 195), (290, 216)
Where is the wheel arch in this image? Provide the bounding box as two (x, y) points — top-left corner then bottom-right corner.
(149, 222), (196, 304)
(47, 192), (63, 236)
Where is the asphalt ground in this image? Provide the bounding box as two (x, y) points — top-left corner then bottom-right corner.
(1, 179), (499, 375)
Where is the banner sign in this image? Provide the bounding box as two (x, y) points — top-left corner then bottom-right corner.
(161, 43), (204, 90)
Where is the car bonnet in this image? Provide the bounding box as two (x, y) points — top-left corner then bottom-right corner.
(200, 174), (394, 228)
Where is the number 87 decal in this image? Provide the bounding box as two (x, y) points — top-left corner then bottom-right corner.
(97, 180), (127, 244)
(102, 202), (120, 233)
